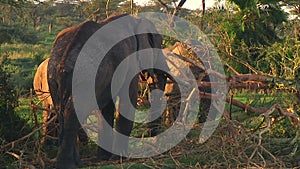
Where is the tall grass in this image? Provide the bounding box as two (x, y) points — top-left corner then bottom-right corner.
(0, 43), (51, 59)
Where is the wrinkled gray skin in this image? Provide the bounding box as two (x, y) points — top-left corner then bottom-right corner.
(48, 14), (167, 169)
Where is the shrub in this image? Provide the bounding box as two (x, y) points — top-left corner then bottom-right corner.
(0, 53), (29, 142)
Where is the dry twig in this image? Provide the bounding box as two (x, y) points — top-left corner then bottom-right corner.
(1, 113), (57, 150)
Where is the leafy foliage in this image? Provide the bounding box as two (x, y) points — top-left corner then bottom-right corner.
(0, 53), (30, 142)
(202, 0), (288, 74)
(0, 43), (50, 94)
(0, 0), (27, 7)
(0, 0), (299, 168)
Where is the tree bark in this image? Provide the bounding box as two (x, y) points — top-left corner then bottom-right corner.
(202, 0), (205, 17)
(130, 0), (134, 14)
(106, 0), (110, 18)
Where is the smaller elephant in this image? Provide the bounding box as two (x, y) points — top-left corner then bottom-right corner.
(33, 59), (88, 145)
(33, 58), (57, 144)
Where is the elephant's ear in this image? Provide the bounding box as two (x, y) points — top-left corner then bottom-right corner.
(96, 15), (140, 102)
(63, 21), (102, 74)
(134, 18), (158, 75)
(135, 18), (170, 74)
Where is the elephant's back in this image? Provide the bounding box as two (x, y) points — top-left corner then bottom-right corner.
(33, 58), (52, 103)
(48, 21), (101, 110)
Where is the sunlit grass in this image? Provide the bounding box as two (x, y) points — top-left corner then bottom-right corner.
(0, 43), (52, 95)
(16, 97), (44, 127)
(0, 43), (50, 59)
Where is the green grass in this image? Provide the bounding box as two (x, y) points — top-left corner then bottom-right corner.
(0, 43), (52, 95)
(16, 97), (44, 126)
(0, 43), (50, 59)
(5, 47), (298, 168)
(11, 90), (300, 168)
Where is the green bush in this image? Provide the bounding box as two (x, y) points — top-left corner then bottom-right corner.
(0, 54), (30, 142)
(0, 43), (50, 94)
(0, 31), (12, 44)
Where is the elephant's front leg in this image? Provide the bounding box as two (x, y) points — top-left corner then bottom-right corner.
(97, 100), (115, 161)
(114, 109), (135, 158)
(147, 70), (167, 136)
(56, 101), (81, 169)
(114, 79), (138, 158)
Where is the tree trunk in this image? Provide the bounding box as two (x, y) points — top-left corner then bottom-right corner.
(200, 0), (205, 30)
(106, 0), (110, 18)
(202, 0), (205, 17)
(130, 0), (134, 14)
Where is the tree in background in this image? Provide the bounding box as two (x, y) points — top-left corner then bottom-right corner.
(0, 0), (299, 167)
(85, 0), (123, 21)
(202, 0), (288, 74)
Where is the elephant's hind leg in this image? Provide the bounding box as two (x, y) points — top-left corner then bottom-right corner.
(56, 101), (82, 169)
(114, 79), (138, 158)
(97, 100), (115, 161)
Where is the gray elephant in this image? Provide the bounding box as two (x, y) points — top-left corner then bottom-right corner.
(47, 14), (167, 168)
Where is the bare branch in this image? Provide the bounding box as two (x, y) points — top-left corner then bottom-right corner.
(157, 0), (170, 13)
(172, 0), (186, 16)
(177, 0), (186, 8)
(226, 63), (240, 75)
(227, 52), (262, 74)
(1, 114), (58, 150)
